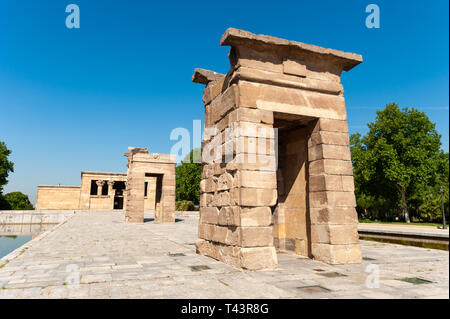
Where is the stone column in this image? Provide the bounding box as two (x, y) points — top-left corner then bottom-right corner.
(154, 175), (174, 222)
(107, 180), (115, 194)
(125, 162), (145, 223)
(96, 180), (105, 196)
(79, 174), (92, 209)
(108, 180), (115, 208)
(194, 74), (278, 270)
(123, 181), (128, 211)
(308, 118), (362, 264)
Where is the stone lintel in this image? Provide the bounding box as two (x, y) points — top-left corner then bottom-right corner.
(81, 171), (127, 178)
(220, 28), (362, 72)
(125, 147), (176, 164)
(192, 68), (225, 85)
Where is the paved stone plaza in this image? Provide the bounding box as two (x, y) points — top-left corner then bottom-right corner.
(0, 211), (448, 299)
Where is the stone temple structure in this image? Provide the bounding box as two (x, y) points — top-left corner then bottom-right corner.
(124, 147), (176, 223)
(193, 28), (362, 270)
(36, 171), (157, 211)
(36, 148), (176, 225)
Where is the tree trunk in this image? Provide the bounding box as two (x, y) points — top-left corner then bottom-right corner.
(399, 187), (410, 223)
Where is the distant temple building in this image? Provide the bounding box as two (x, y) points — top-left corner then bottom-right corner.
(36, 148), (176, 223)
(36, 171), (158, 211)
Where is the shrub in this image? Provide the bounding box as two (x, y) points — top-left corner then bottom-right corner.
(176, 200), (195, 211)
(3, 192), (34, 210)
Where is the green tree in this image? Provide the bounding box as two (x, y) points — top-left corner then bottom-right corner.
(4, 192), (34, 210)
(350, 103), (444, 222)
(409, 151), (449, 222)
(175, 148), (202, 205)
(0, 141), (14, 195)
(0, 194), (11, 210)
(0, 141), (14, 210)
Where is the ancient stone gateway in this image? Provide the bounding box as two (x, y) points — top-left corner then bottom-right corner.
(193, 28), (362, 270)
(124, 147), (176, 223)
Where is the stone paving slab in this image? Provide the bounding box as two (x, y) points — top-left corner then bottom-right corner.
(0, 211), (448, 299)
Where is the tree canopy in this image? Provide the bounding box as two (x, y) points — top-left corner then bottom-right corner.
(0, 141), (14, 194)
(350, 103), (448, 222)
(3, 192), (34, 210)
(175, 148), (202, 205)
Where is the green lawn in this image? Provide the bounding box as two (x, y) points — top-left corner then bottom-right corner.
(358, 219), (446, 227)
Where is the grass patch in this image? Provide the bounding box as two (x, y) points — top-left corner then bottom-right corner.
(359, 219), (445, 227)
(0, 259), (10, 269)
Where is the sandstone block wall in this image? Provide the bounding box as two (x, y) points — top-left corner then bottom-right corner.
(194, 28), (362, 269)
(36, 186), (80, 210)
(37, 170), (157, 211)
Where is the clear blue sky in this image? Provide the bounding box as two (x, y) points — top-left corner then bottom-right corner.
(1, 0), (448, 204)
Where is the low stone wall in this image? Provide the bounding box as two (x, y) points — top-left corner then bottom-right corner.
(0, 210), (74, 225)
(175, 211), (199, 218)
(0, 209), (198, 224)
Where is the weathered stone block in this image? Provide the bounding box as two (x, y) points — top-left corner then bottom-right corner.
(200, 193), (213, 207)
(217, 172), (234, 191)
(237, 81), (260, 108)
(309, 175), (342, 192)
(228, 108), (274, 125)
(198, 224), (240, 246)
(310, 207), (358, 225)
(240, 226), (273, 247)
(240, 247), (278, 270)
(308, 131), (350, 147)
(308, 144), (351, 161)
(309, 191), (356, 208)
(232, 188), (277, 206)
(235, 66), (344, 94)
(240, 207), (273, 227)
(228, 154), (277, 172)
(309, 159), (354, 176)
(242, 82), (347, 121)
(231, 136), (275, 156)
(209, 84), (238, 124)
(283, 58), (307, 77)
(203, 77), (225, 105)
(195, 239), (218, 260)
(312, 118), (349, 133)
(218, 206), (240, 226)
(230, 121), (275, 139)
(210, 191), (234, 207)
(311, 224), (359, 244)
(309, 175), (354, 192)
(234, 170), (277, 189)
(200, 177), (217, 193)
(200, 207), (220, 225)
(341, 175), (355, 192)
(311, 243), (362, 264)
